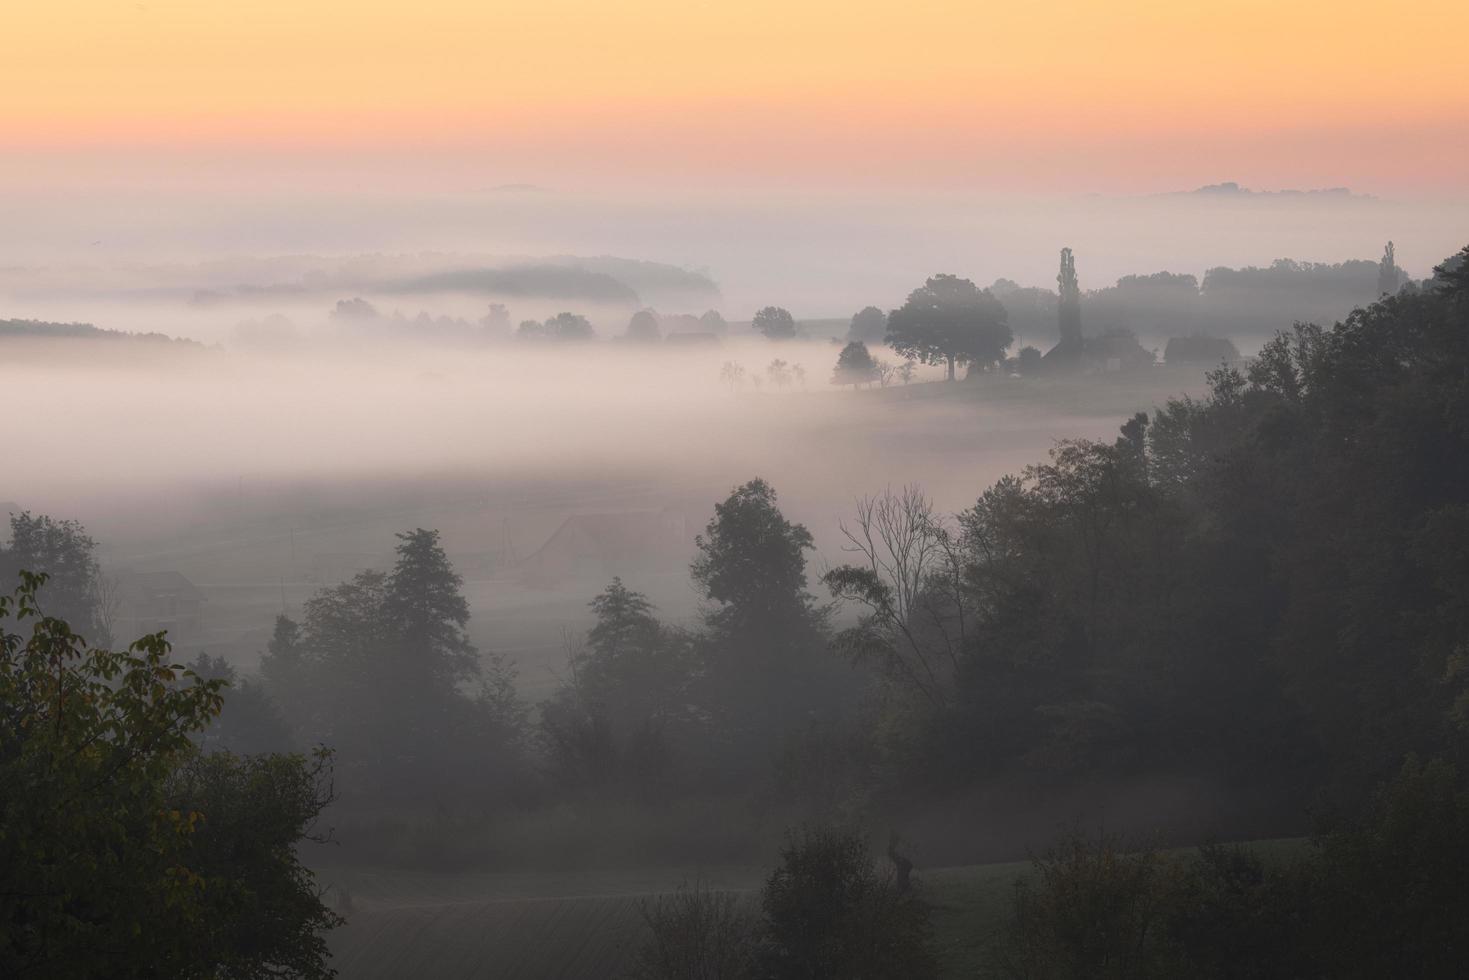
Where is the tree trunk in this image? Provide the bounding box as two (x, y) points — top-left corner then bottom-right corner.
(946, 355), (955, 381)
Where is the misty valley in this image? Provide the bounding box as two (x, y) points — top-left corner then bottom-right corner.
(6, 231), (1469, 978)
(6, 5), (1469, 969)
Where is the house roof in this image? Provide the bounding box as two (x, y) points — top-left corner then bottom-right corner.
(116, 570), (206, 603)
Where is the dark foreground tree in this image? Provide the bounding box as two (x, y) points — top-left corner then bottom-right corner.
(886, 274), (1012, 380)
(0, 573), (339, 978)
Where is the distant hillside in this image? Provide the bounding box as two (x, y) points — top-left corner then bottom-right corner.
(0, 318), (201, 346)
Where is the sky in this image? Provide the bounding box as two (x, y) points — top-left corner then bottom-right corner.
(6, 0), (1468, 193)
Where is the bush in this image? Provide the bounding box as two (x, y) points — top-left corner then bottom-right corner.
(1162, 843), (1309, 980)
(1002, 832), (1178, 980)
(1006, 758), (1469, 979)
(760, 826), (936, 980)
(628, 880), (759, 980)
(1304, 756), (1469, 979)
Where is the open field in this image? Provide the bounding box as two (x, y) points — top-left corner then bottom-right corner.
(321, 839), (1302, 979)
(13, 361), (1215, 697)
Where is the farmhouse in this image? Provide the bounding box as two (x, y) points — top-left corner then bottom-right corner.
(519, 509), (688, 587)
(114, 570), (206, 642)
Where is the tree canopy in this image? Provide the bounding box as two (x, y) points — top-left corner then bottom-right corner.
(0, 573), (339, 978)
(752, 306), (797, 340)
(847, 306), (887, 342)
(885, 274), (1012, 380)
(626, 309), (662, 342)
(831, 340), (879, 388)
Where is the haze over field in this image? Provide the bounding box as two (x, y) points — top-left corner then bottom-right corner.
(6, 3), (1469, 979)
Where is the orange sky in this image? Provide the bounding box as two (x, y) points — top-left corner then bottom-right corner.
(6, 0), (1468, 191)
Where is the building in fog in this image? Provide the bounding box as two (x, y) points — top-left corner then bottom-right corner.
(115, 570), (206, 642)
(519, 508), (688, 587)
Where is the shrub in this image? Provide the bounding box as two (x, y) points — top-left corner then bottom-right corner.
(1304, 756), (1469, 979)
(1002, 832), (1178, 980)
(628, 880), (759, 980)
(760, 826), (937, 980)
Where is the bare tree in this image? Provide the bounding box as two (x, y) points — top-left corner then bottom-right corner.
(719, 361), (746, 392)
(821, 486), (970, 709)
(93, 571), (123, 649)
(767, 359), (793, 389)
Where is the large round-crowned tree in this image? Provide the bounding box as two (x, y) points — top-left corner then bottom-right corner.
(885, 274), (1012, 380)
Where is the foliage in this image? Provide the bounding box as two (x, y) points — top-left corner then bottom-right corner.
(848, 306), (887, 342)
(540, 579), (693, 800)
(0, 572), (338, 978)
(831, 341), (879, 388)
(165, 749), (343, 980)
(0, 512), (113, 646)
(760, 826), (937, 980)
(1003, 833), (1177, 980)
(885, 274), (1012, 380)
(628, 881), (760, 980)
(262, 529), (528, 807)
(1007, 757), (1469, 979)
(719, 360), (746, 391)
(853, 258), (1469, 803)
(823, 486), (968, 711)
(752, 306), (797, 340)
(1016, 345), (1042, 375)
(517, 312), (596, 342)
(766, 358), (793, 389)
(691, 480), (839, 760)
(1056, 248), (1081, 346)
(187, 653), (293, 756)
(627, 309), (662, 342)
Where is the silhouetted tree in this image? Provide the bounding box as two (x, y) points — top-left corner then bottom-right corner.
(1016, 345), (1043, 375)
(700, 309), (729, 334)
(627, 308), (662, 342)
(885, 274), (1012, 380)
(832, 341), (879, 388)
(261, 530), (527, 805)
(1057, 247), (1082, 346)
(760, 827), (937, 980)
(753, 306), (798, 340)
(544, 311), (596, 342)
(767, 359), (794, 389)
(0, 574), (339, 978)
(479, 302), (511, 338)
(0, 512), (111, 646)
(691, 481), (835, 757)
(540, 579), (693, 798)
(187, 653), (293, 756)
(1378, 240), (1399, 296)
(720, 361), (747, 392)
(848, 306), (888, 342)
